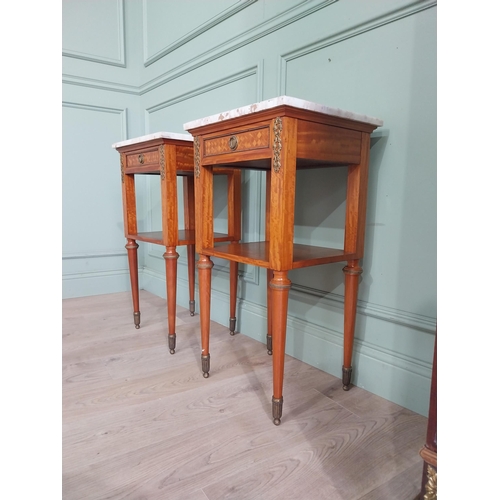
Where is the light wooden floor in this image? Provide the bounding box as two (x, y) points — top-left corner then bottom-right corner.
(62, 291), (427, 500)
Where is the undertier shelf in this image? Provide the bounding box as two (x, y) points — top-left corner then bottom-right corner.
(205, 241), (351, 269)
(130, 231), (232, 246)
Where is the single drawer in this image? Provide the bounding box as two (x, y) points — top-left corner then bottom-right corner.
(126, 149), (159, 168)
(203, 125), (270, 157)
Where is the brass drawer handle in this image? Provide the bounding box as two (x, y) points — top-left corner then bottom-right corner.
(228, 135), (238, 151)
(138, 154), (144, 164)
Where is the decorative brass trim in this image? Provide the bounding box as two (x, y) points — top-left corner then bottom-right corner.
(120, 153), (125, 183)
(342, 365), (352, 390)
(201, 354), (210, 378)
(272, 117), (283, 174)
(272, 396), (283, 425)
(423, 465), (437, 500)
(229, 317), (236, 335)
(194, 136), (201, 178)
(133, 311), (140, 329)
(159, 145), (165, 180)
(138, 153), (144, 164)
(168, 333), (176, 355)
(228, 135), (238, 151)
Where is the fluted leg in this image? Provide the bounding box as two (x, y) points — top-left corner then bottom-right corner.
(125, 239), (140, 329)
(266, 268), (273, 355)
(198, 255), (213, 378)
(187, 244), (196, 316)
(164, 247), (179, 354)
(342, 260), (362, 390)
(229, 261), (238, 335)
(270, 270), (291, 425)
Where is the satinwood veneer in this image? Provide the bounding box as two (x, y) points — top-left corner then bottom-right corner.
(113, 132), (241, 354)
(184, 96), (382, 425)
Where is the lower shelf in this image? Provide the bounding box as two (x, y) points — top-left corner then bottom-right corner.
(129, 231), (232, 246)
(205, 241), (352, 269)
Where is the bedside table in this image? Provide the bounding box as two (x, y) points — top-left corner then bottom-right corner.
(184, 96), (382, 424)
(113, 132), (242, 353)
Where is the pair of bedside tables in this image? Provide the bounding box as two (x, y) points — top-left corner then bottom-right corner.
(112, 96), (382, 425)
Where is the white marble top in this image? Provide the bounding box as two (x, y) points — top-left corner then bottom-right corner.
(112, 131), (193, 149)
(183, 95), (383, 130)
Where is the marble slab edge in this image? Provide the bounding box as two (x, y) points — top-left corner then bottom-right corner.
(112, 131), (193, 149)
(183, 95), (383, 130)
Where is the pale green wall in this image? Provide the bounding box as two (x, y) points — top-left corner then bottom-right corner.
(62, 0), (437, 416)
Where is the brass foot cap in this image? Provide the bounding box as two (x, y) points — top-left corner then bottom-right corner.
(229, 317), (236, 335)
(133, 312), (141, 329)
(266, 335), (272, 356)
(342, 366), (352, 391)
(170, 349), (175, 355)
(203, 372), (209, 378)
(273, 418), (281, 426)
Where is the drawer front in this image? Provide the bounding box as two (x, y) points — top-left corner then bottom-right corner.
(126, 150), (159, 168)
(204, 126), (270, 157)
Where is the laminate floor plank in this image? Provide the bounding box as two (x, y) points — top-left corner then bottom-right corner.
(62, 291), (427, 500)
(358, 461), (423, 500)
(62, 336), (275, 422)
(313, 377), (410, 418)
(63, 356), (354, 474)
(63, 360), (113, 387)
(63, 388), (352, 499)
(202, 404), (425, 500)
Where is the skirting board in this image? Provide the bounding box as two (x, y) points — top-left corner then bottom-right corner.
(142, 267), (432, 417)
(62, 268), (133, 299)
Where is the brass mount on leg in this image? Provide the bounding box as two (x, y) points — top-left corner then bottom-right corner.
(423, 464), (437, 500)
(189, 300), (195, 317)
(201, 354), (210, 378)
(272, 396), (283, 426)
(229, 317), (236, 336)
(342, 365), (352, 391)
(266, 335), (273, 355)
(168, 334), (176, 355)
(133, 312), (140, 329)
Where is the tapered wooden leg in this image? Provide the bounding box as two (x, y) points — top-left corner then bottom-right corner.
(266, 268), (273, 355)
(342, 259), (362, 390)
(187, 244), (196, 316)
(125, 239), (140, 329)
(229, 260), (238, 335)
(197, 255), (213, 378)
(270, 270), (291, 425)
(164, 247), (179, 354)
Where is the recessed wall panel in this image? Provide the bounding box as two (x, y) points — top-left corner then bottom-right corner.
(62, 0), (125, 66)
(144, 0), (253, 64)
(62, 104), (125, 256)
(284, 8), (437, 319)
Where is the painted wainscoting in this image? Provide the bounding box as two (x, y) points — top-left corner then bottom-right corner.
(62, 0), (436, 416)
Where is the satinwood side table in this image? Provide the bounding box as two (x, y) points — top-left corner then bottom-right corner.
(184, 96), (382, 424)
(112, 132), (241, 354)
